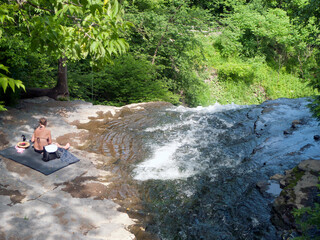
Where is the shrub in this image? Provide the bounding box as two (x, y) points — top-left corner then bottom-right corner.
(68, 54), (180, 106)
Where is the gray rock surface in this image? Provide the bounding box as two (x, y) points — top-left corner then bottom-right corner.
(271, 159), (320, 231)
(0, 97), (138, 240)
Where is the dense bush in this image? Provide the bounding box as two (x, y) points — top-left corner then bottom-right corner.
(68, 54), (180, 106)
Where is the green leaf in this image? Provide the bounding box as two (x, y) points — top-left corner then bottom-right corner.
(0, 64), (10, 73)
(8, 79), (15, 92)
(74, 43), (81, 57)
(111, 0), (119, 19)
(0, 104), (7, 111)
(15, 80), (26, 92)
(0, 77), (8, 93)
(90, 41), (99, 52)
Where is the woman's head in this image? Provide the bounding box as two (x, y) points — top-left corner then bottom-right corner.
(39, 117), (47, 127)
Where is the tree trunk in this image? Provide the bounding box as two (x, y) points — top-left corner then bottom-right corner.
(21, 57), (69, 100)
(53, 57), (69, 98)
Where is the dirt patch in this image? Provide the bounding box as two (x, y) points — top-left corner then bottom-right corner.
(80, 223), (98, 235)
(0, 131), (9, 149)
(65, 181), (109, 200)
(0, 184), (26, 206)
(0, 231), (5, 240)
(55, 211), (69, 225)
(56, 131), (91, 150)
(55, 174), (110, 200)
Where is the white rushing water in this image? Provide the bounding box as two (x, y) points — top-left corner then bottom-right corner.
(133, 98), (320, 181)
(132, 140), (195, 180)
(126, 98), (320, 240)
(133, 103), (247, 181)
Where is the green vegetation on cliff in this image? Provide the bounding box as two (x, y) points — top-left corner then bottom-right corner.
(0, 0), (320, 109)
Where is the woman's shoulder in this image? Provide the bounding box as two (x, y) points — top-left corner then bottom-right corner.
(34, 126), (50, 133)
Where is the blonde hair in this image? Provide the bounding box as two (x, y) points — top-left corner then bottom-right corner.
(39, 117), (47, 126)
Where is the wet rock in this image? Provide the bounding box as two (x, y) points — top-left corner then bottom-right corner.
(271, 159), (320, 232)
(283, 130), (291, 135)
(282, 119), (304, 136)
(257, 180), (282, 198)
(298, 159), (320, 172)
(270, 174), (284, 181)
(128, 225), (160, 240)
(0, 131), (9, 147)
(256, 181), (269, 193)
(291, 119), (302, 129)
(19, 96), (54, 104)
(299, 143), (313, 152)
(314, 135), (320, 141)
(262, 107), (274, 114)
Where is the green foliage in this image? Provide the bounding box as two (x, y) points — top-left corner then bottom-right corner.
(217, 61), (254, 83)
(176, 62), (212, 106)
(215, 4), (297, 62)
(292, 178), (320, 239)
(0, 0), (132, 107)
(0, 34), (57, 89)
(0, 2), (26, 110)
(0, 58), (26, 112)
(196, 0), (318, 106)
(0, 0), (131, 66)
(1, 0), (319, 109)
(261, 0), (320, 121)
(68, 54), (180, 106)
(308, 95), (320, 122)
(213, 62), (316, 105)
(190, 0), (246, 17)
(0, 103), (6, 111)
(18, 0), (131, 65)
(124, 0), (213, 106)
(202, 31), (316, 105)
(0, 64), (25, 93)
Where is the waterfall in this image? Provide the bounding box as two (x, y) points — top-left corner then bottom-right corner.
(88, 98), (320, 240)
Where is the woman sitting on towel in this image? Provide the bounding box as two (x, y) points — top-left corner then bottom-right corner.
(31, 117), (70, 153)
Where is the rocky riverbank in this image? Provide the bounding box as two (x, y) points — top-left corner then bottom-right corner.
(1, 96), (320, 239)
(251, 98), (320, 238)
(0, 97), (154, 240)
(270, 159), (320, 237)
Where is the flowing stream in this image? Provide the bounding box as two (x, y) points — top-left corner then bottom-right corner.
(84, 98), (320, 240)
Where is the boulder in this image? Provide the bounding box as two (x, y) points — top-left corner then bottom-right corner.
(271, 159), (320, 232)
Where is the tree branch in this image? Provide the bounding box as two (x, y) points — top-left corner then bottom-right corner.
(24, 0), (54, 13)
(18, 8), (31, 36)
(63, 1), (82, 7)
(23, 0), (82, 22)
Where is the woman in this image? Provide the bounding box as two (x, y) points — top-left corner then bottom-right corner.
(31, 117), (70, 153)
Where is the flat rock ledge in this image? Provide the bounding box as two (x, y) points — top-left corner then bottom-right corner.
(270, 159), (320, 236)
(0, 97), (164, 240)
